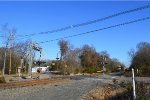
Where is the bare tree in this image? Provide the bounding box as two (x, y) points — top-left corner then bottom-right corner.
(129, 42), (150, 76)
(128, 49), (135, 60)
(12, 41), (29, 58)
(58, 39), (69, 73)
(58, 39), (68, 58)
(64, 47), (82, 73)
(0, 24), (10, 75)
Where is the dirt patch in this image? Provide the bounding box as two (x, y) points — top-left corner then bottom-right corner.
(0, 77), (6, 83)
(82, 83), (129, 100)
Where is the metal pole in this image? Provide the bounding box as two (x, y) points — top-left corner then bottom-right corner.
(132, 68), (136, 99)
(28, 41), (32, 78)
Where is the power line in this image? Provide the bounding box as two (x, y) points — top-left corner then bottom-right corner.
(16, 4), (150, 38)
(39, 17), (150, 44)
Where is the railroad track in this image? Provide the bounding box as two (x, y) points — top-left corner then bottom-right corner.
(0, 78), (69, 90)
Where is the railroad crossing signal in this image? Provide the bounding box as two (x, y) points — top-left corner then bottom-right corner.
(27, 41), (44, 78)
(33, 61), (46, 66)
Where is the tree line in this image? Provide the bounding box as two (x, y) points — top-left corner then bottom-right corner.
(47, 39), (125, 75)
(128, 42), (150, 76)
(0, 29), (126, 75)
(0, 24), (149, 76)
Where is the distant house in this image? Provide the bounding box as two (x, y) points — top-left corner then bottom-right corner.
(32, 66), (49, 73)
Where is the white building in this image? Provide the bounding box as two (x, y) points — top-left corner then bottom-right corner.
(32, 66), (49, 73)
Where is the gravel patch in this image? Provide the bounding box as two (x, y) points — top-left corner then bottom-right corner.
(0, 77), (110, 100)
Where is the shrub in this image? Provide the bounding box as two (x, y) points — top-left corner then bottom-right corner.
(74, 68), (80, 74)
(83, 67), (97, 74)
(0, 77), (6, 83)
(141, 66), (150, 76)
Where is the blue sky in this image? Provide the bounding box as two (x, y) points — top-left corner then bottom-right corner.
(0, 1), (150, 67)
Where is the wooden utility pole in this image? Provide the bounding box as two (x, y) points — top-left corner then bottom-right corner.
(9, 31), (13, 75)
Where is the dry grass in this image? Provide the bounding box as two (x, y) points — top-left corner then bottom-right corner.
(82, 84), (128, 100)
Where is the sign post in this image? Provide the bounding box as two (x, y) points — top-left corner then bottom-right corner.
(18, 67), (21, 77)
(132, 68), (136, 99)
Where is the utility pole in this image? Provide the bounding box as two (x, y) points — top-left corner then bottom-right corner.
(9, 31), (13, 75)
